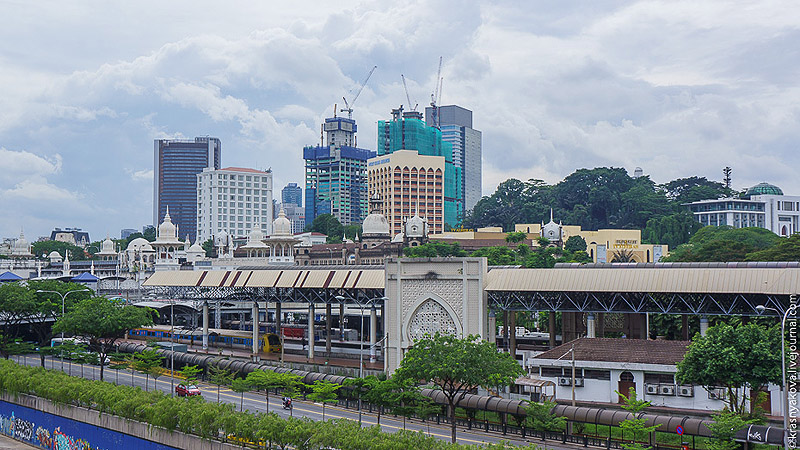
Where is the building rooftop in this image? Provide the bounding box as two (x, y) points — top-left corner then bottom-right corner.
(744, 182), (783, 198)
(534, 338), (690, 366)
(219, 167), (271, 174)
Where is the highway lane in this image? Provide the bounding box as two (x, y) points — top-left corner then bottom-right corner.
(9, 355), (558, 448)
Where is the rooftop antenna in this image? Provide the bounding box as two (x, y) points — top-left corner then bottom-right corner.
(341, 65), (377, 119)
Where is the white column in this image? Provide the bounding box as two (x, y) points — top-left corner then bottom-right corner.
(252, 302), (259, 358)
(307, 303), (315, 360)
(586, 313), (596, 338)
(202, 301), (209, 351)
(488, 311), (497, 344)
(700, 316), (709, 336)
(369, 307), (378, 363)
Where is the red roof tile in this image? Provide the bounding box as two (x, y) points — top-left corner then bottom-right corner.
(534, 338), (690, 366)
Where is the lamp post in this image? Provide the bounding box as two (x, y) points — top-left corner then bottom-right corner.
(557, 343), (576, 406)
(335, 294), (388, 425)
(36, 288), (91, 372)
(170, 300), (175, 397)
(756, 303), (797, 450)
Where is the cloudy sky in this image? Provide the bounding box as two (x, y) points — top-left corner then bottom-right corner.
(2, 0), (799, 242)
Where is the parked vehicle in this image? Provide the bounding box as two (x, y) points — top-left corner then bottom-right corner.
(176, 384), (201, 397)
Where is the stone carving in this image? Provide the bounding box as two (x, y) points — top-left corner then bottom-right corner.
(407, 298), (458, 341)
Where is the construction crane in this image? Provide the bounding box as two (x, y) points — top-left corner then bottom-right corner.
(341, 65), (377, 119)
(429, 56), (443, 128)
(401, 74), (418, 111)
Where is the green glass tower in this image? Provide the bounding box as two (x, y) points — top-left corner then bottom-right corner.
(378, 107), (462, 228)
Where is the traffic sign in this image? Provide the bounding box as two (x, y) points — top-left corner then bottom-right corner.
(676, 425), (684, 435)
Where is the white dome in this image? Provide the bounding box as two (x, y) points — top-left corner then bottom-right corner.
(362, 212), (390, 236)
(126, 237), (154, 252)
(157, 208), (177, 240)
(272, 208), (292, 236)
(189, 242), (204, 253)
(391, 232), (404, 243)
(405, 215), (426, 238)
(48, 250), (62, 260)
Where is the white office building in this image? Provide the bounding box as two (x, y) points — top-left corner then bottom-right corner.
(686, 182), (800, 236)
(196, 167), (273, 243)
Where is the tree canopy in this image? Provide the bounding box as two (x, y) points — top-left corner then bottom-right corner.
(664, 226), (782, 262)
(676, 322), (782, 414)
(305, 214), (344, 244)
(31, 240), (88, 260)
(393, 333), (523, 442)
(53, 296), (154, 381)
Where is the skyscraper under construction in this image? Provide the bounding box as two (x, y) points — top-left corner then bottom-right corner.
(304, 116), (376, 226)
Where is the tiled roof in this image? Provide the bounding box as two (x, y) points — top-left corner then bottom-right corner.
(534, 338), (690, 366)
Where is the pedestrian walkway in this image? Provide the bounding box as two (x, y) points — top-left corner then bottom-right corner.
(0, 434), (36, 449)
(120, 338), (384, 371)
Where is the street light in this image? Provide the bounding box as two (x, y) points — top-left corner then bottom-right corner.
(335, 294), (388, 425)
(36, 288), (91, 372)
(756, 303), (797, 450)
(557, 343), (576, 407)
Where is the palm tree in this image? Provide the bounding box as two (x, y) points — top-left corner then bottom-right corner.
(610, 248), (636, 263)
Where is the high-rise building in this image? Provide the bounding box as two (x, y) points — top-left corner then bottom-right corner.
(154, 137), (221, 242)
(304, 116), (376, 226)
(282, 183), (303, 208)
(196, 167), (273, 243)
(378, 107), (461, 227)
(425, 105), (482, 213)
(368, 150), (445, 235)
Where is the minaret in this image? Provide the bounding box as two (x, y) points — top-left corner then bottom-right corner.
(63, 252), (70, 277)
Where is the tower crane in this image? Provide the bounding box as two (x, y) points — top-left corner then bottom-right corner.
(401, 74), (418, 111)
(429, 56), (443, 128)
(341, 65), (377, 119)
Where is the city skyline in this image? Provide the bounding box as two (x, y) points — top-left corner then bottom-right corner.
(2, 1), (799, 239)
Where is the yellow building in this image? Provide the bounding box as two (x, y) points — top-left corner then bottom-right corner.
(431, 217), (667, 263)
(367, 150), (446, 236)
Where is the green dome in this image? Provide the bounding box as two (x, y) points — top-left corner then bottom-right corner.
(744, 182), (783, 198)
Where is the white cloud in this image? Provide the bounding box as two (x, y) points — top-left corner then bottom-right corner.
(2, 0), (800, 239)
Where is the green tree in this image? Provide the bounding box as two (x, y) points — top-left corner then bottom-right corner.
(660, 176), (731, 204)
(31, 241), (88, 260)
(505, 231), (527, 243)
(230, 378), (252, 411)
(610, 248), (636, 263)
(705, 410), (754, 450)
(201, 238), (216, 258)
(306, 214), (344, 244)
(642, 212), (702, 248)
(525, 401), (565, 432)
(307, 380), (340, 421)
(246, 369), (284, 413)
(618, 177), (672, 229)
(142, 225), (156, 241)
(179, 364), (202, 384)
(362, 376), (398, 426)
(53, 296), (154, 380)
(746, 233), (800, 261)
(564, 236), (587, 253)
(394, 333), (524, 443)
(470, 246), (517, 265)
(28, 281), (92, 366)
(404, 241), (467, 258)
(676, 323), (782, 414)
(133, 348), (163, 391)
(0, 283), (36, 359)
(208, 366), (234, 403)
(616, 387), (660, 450)
(463, 178), (552, 231)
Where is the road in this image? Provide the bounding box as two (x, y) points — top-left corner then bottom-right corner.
(10, 354), (582, 450)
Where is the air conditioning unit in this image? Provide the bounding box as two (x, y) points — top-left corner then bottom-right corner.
(645, 384), (659, 395)
(709, 388), (727, 400)
(574, 378), (584, 387)
(558, 377), (571, 386)
(659, 385), (676, 396)
(678, 386), (694, 397)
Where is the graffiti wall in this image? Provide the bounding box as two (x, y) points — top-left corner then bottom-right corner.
(0, 400), (179, 450)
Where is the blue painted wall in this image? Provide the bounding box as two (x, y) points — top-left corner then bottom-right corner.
(0, 400), (179, 450)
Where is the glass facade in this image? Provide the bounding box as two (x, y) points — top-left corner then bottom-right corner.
(281, 183), (303, 208)
(378, 108), (462, 227)
(154, 137), (221, 242)
(304, 116), (375, 226)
